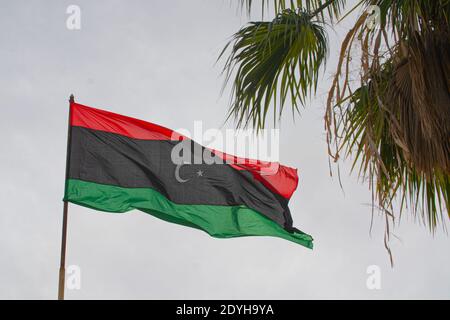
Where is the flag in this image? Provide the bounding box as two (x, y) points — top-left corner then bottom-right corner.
(64, 102), (313, 248)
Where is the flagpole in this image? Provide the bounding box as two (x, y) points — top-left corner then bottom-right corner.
(58, 94), (74, 300)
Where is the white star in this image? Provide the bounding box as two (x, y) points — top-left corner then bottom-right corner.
(197, 170), (204, 177)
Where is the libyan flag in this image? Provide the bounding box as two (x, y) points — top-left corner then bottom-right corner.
(64, 102), (313, 248)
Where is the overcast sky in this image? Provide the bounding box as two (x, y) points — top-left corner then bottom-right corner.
(0, 0), (448, 299)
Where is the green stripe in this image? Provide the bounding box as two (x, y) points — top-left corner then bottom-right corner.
(64, 179), (313, 248)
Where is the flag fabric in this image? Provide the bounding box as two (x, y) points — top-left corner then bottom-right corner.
(64, 102), (313, 248)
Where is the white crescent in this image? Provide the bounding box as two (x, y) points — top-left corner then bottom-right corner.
(175, 164), (190, 183)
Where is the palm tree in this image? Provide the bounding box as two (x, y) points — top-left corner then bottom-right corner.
(219, 0), (449, 256)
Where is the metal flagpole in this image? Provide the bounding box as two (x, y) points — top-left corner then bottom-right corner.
(58, 94), (74, 300)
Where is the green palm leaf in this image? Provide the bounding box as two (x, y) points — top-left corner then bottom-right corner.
(219, 9), (327, 128)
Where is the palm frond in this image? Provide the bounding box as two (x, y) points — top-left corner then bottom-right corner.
(219, 9), (328, 129)
(327, 0), (450, 230)
(339, 70), (449, 230)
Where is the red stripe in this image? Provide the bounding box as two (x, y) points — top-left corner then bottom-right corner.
(70, 102), (298, 199)
(212, 150), (299, 199)
(71, 102), (184, 140)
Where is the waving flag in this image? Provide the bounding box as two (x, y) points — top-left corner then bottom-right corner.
(64, 102), (313, 248)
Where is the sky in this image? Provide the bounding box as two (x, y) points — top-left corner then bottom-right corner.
(0, 0), (448, 299)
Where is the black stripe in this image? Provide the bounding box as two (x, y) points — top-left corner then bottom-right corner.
(69, 126), (293, 228)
